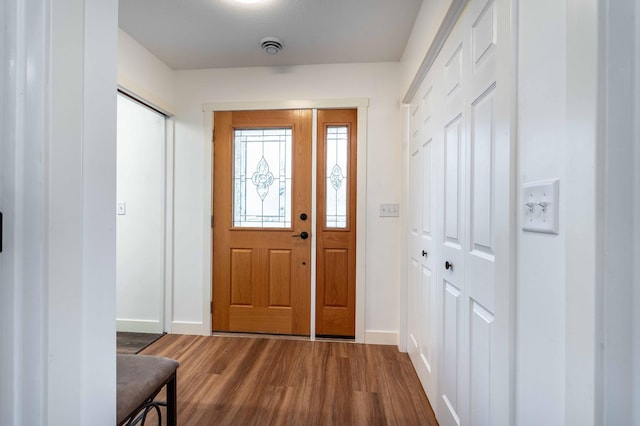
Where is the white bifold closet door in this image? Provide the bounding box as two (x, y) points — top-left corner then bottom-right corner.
(116, 93), (166, 334)
(407, 0), (511, 424)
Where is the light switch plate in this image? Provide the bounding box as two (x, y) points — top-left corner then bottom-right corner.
(117, 202), (127, 215)
(380, 203), (400, 217)
(522, 180), (559, 234)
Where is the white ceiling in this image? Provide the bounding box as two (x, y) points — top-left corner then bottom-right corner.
(118, 0), (424, 70)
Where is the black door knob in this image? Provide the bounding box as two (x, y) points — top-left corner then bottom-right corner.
(300, 213), (308, 221)
(445, 261), (453, 270)
(421, 250), (428, 258)
(292, 231), (309, 240)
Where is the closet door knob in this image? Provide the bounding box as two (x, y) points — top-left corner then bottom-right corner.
(421, 250), (428, 258)
(445, 261), (453, 270)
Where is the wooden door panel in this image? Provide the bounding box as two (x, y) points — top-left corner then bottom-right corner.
(213, 109), (312, 335)
(269, 250), (292, 307)
(322, 249), (349, 306)
(316, 109), (357, 337)
(230, 249), (253, 305)
(228, 306), (291, 333)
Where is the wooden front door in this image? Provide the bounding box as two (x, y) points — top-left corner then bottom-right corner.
(212, 110), (312, 335)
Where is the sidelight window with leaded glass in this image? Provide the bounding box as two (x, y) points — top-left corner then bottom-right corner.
(325, 126), (349, 228)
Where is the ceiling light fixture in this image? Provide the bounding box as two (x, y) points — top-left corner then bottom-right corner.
(260, 37), (283, 54)
(236, 0), (264, 3)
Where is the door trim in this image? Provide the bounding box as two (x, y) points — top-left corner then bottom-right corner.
(203, 99), (369, 342)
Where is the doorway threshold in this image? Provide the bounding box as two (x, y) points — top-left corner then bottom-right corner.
(211, 331), (355, 343)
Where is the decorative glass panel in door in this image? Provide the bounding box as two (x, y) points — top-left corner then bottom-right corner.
(233, 128), (292, 228)
(325, 126), (348, 228)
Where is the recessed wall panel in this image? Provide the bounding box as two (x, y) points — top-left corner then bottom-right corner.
(442, 281), (461, 420)
(231, 249), (253, 305)
(445, 45), (463, 96)
(411, 103), (421, 139)
(323, 249), (349, 307)
(422, 87), (433, 125)
(269, 249), (292, 307)
(470, 300), (494, 426)
(420, 265), (433, 371)
(445, 116), (462, 244)
(472, 0), (497, 68)
(409, 259), (420, 351)
(471, 87), (495, 256)
(410, 149), (421, 235)
(421, 139), (433, 237)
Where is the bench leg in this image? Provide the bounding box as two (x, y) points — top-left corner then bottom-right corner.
(167, 374), (177, 426)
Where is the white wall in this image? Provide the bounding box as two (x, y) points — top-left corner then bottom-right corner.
(1, 1), (48, 423)
(49, 0), (118, 423)
(399, 0), (451, 96)
(2, 0), (118, 424)
(602, 0), (640, 423)
(517, 0), (603, 425)
(516, 1), (567, 423)
(172, 63), (403, 339)
(118, 29), (176, 114)
(116, 94), (166, 333)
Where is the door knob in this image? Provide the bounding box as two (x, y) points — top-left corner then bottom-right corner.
(445, 261), (453, 270)
(300, 213), (308, 221)
(421, 250), (428, 258)
(292, 231), (309, 240)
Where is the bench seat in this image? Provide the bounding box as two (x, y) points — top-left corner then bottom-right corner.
(116, 354), (179, 426)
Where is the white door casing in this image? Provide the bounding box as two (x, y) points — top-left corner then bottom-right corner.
(406, 0), (513, 424)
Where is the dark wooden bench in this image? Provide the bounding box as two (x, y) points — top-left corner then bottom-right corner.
(116, 354), (179, 426)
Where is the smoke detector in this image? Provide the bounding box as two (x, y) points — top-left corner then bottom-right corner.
(260, 37), (283, 55)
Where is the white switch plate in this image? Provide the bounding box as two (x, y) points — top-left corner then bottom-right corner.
(380, 203), (400, 217)
(117, 202), (126, 215)
(522, 180), (559, 234)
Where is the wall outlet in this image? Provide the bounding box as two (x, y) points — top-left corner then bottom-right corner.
(380, 203), (400, 217)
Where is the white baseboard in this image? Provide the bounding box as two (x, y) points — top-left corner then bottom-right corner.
(364, 330), (399, 346)
(116, 319), (162, 334)
(170, 321), (205, 335)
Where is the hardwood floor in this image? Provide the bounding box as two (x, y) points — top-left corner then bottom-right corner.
(139, 334), (438, 425)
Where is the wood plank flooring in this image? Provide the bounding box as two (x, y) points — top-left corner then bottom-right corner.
(139, 334), (438, 425)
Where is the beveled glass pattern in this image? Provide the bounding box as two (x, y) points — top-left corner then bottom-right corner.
(326, 126), (348, 228)
(233, 128), (292, 228)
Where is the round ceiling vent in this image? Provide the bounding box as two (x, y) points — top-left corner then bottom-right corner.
(260, 37), (283, 54)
